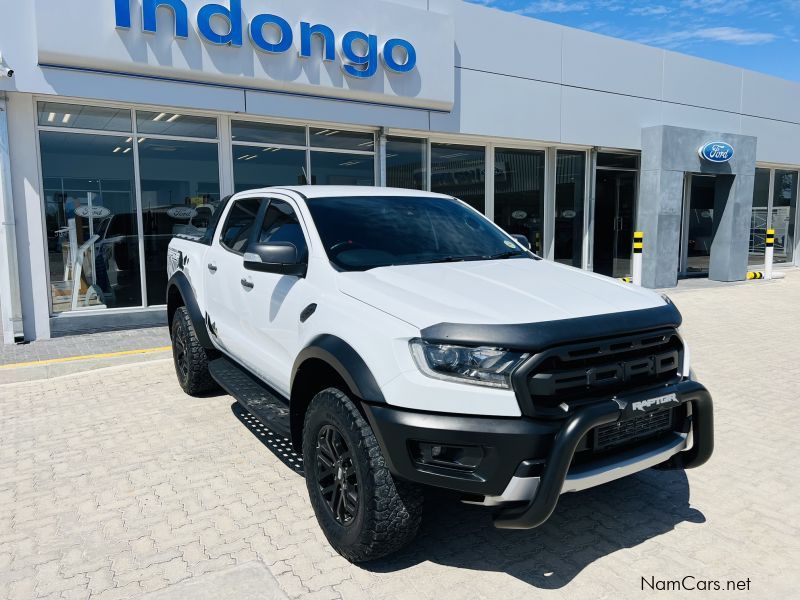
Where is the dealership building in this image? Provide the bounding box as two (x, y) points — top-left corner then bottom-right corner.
(1, 0), (799, 343)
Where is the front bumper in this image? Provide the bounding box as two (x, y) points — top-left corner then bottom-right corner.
(363, 380), (713, 530)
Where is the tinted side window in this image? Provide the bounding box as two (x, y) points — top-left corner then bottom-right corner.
(259, 199), (308, 258)
(220, 198), (262, 253)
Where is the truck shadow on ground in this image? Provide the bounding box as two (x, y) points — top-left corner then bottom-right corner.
(231, 402), (705, 590)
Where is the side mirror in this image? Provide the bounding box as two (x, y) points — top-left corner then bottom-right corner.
(244, 242), (307, 277)
(511, 234), (532, 250)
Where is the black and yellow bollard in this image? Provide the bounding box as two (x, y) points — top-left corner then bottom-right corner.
(765, 228), (775, 280)
(632, 231), (644, 286)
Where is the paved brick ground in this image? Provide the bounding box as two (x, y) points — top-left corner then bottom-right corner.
(0, 328), (170, 367)
(1, 272), (799, 599)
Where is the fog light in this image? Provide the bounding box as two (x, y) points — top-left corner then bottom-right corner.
(410, 442), (483, 472)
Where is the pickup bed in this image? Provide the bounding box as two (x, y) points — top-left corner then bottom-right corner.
(166, 186), (713, 562)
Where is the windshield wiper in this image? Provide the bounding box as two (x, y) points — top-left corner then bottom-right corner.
(413, 255), (487, 264)
(483, 251), (528, 260)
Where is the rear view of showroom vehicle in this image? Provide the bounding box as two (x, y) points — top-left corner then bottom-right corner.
(166, 186), (713, 562)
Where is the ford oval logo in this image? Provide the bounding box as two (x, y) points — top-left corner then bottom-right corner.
(699, 141), (734, 163)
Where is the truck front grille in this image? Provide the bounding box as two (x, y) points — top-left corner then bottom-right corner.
(594, 408), (673, 450)
(514, 329), (683, 417)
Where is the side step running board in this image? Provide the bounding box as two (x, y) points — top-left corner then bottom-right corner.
(209, 356), (291, 439)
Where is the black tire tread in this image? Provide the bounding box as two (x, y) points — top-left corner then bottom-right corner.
(172, 306), (217, 396)
(303, 388), (423, 562)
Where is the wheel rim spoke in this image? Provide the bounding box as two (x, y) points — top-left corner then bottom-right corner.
(316, 424), (359, 525)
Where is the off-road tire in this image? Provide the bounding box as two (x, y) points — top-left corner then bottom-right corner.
(171, 306), (217, 396)
(303, 388), (423, 562)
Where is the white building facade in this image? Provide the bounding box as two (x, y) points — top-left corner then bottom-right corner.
(1, 0), (798, 342)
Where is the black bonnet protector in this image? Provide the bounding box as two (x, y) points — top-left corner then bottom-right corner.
(419, 302), (683, 352)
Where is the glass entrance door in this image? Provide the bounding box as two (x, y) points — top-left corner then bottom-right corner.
(680, 174), (718, 277)
(592, 169), (637, 278)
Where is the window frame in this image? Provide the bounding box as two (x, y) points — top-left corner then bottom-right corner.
(218, 196), (266, 256)
(255, 197), (310, 260)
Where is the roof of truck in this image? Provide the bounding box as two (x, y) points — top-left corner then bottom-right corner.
(239, 186), (456, 200)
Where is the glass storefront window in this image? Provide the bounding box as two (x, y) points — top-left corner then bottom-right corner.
(494, 148), (545, 254)
(136, 111), (218, 139)
(309, 128), (375, 151)
(38, 102), (132, 132)
(40, 131), (141, 313)
(386, 137), (426, 191)
(232, 121), (306, 146)
(233, 146), (308, 192)
(310, 152), (375, 186)
(772, 170), (797, 264)
(139, 139), (221, 305)
(431, 143), (486, 213)
(749, 168), (771, 265)
(596, 152), (638, 169)
(555, 150), (586, 267)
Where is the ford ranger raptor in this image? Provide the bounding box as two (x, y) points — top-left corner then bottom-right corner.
(166, 186), (713, 562)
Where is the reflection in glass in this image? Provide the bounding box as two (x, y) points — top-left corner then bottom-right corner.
(232, 121), (307, 146)
(309, 128), (375, 151)
(771, 170), (797, 264)
(310, 152), (375, 186)
(555, 150), (586, 267)
(596, 153), (638, 169)
(685, 175), (717, 275)
(593, 169), (636, 278)
(39, 131), (141, 312)
(38, 102), (132, 132)
(431, 143), (486, 213)
(136, 111), (218, 139)
(494, 148), (545, 254)
(386, 137), (426, 191)
(748, 168), (771, 266)
(139, 139), (221, 305)
(233, 146), (308, 192)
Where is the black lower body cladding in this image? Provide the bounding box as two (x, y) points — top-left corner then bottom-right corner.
(363, 379), (713, 529)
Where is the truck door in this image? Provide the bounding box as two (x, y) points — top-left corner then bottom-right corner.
(203, 196), (264, 357)
(238, 196), (314, 396)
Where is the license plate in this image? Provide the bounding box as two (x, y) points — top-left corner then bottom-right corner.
(630, 392), (680, 413)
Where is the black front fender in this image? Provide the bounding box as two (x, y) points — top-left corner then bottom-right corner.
(167, 271), (214, 350)
(291, 335), (385, 404)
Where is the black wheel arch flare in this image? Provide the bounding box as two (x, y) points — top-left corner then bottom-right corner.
(166, 271), (214, 350)
(291, 335), (386, 405)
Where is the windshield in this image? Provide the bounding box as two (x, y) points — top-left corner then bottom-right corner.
(305, 195), (533, 271)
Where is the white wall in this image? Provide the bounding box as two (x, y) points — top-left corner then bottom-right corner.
(3, 0), (800, 163)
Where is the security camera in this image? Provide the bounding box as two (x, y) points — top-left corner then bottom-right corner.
(0, 52), (11, 78)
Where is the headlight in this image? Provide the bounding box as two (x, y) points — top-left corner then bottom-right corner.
(409, 339), (529, 389)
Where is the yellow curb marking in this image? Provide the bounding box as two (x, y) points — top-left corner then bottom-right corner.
(0, 346), (172, 370)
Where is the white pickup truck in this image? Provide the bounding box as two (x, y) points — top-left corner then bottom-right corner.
(166, 186), (713, 562)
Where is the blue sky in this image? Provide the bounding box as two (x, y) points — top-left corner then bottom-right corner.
(465, 0), (800, 82)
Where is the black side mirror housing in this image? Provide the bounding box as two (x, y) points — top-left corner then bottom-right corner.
(511, 234), (532, 250)
(244, 242), (307, 277)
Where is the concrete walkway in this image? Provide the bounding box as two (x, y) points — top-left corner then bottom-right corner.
(1, 271), (799, 598)
(0, 327), (171, 384)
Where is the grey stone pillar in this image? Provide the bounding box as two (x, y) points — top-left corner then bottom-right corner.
(639, 125), (757, 288)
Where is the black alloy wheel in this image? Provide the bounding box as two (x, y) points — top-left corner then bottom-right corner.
(173, 324), (189, 382)
(316, 425), (359, 525)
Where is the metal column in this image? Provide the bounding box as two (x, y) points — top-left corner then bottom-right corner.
(0, 96), (24, 343)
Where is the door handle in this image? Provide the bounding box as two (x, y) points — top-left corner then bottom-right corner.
(207, 262), (218, 273)
(240, 278), (254, 290)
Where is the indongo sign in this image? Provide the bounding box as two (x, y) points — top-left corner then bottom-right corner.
(113, 0), (417, 79)
(698, 141), (734, 163)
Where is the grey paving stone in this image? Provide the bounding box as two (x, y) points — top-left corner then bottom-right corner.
(0, 326), (171, 366)
(141, 562), (288, 600)
(1, 271), (799, 599)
